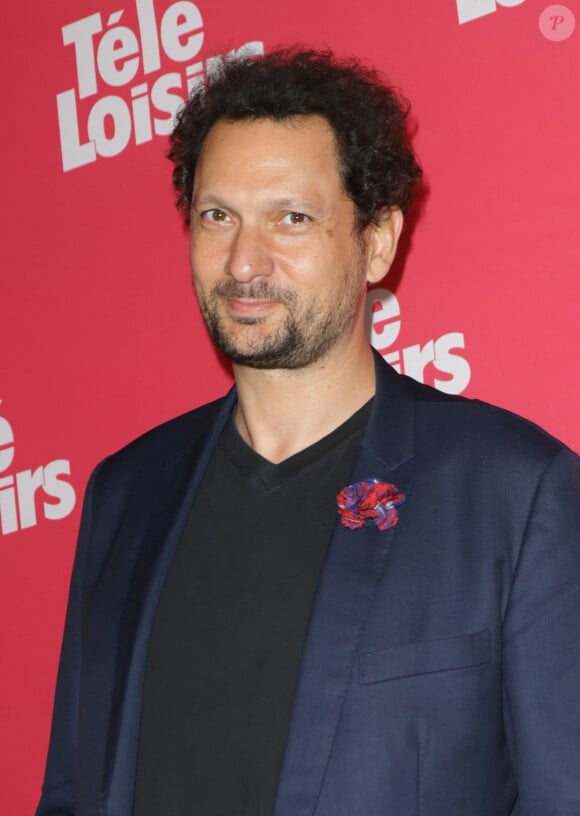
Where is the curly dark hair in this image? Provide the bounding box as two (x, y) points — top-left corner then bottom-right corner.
(169, 48), (422, 230)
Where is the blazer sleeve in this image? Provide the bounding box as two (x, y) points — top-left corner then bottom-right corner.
(502, 446), (580, 813)
(35, 462), (104, 816)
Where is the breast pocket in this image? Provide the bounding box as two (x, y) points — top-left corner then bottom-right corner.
(358, 630), (491, 685)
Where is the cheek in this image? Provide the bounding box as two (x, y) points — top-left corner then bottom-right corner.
(272, 238), (328, 282)
(190, 237), (227, 279)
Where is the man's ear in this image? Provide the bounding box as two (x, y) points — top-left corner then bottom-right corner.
(365, 207), (404, 285)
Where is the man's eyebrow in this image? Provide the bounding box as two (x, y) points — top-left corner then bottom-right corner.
(191, 194), (229, 209)
(271, 198), (325, 214)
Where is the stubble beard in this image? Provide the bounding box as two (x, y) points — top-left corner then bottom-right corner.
(196, 267), (366, 370)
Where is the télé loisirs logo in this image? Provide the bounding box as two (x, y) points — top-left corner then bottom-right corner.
(56, 0), (264, 171)
(366, 288), (471, 395)
(457, 0), (526, 24)
(0, 402), (76, 536)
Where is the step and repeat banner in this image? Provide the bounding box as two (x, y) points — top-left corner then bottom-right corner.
(1, 1), (579, 812)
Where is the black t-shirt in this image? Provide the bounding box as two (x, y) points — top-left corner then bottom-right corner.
(132, 399), (372, 816)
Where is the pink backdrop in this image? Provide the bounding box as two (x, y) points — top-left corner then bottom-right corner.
(1, 1), (579, 812)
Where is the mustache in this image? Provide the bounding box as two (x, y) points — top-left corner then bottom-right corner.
(211, 279), (297, 306)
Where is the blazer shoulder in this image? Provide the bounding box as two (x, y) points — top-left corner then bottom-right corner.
(405, 373), (574, 467)
(98, 392), (233, 479)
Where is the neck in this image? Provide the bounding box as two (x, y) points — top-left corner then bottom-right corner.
(232, 335), (376, 464)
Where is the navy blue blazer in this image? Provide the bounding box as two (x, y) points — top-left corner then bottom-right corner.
(37, 355), (580, 815)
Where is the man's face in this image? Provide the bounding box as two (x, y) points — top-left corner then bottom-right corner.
(189, 115), (370, 370)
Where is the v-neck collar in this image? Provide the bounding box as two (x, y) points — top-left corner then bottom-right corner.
(220, 398), (374, 490)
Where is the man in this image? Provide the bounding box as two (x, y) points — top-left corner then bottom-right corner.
(37, 50), (580, 816)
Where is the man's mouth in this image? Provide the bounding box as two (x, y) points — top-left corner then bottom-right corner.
(226, 297), (279, 316)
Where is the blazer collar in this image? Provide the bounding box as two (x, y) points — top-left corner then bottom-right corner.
(363, 349), (415, 470)
(103, 389), (237, 815)
(274, 353), (416, 815)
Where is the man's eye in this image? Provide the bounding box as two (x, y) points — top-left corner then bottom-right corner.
(201, 209), (229, 222)
(282, 212), (310, 225)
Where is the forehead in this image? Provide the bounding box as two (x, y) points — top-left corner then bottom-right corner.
(193, 115), (345, 199)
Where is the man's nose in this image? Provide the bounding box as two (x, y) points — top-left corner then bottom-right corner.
(225, 224), (274, 282)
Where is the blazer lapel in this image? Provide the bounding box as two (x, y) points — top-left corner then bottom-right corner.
(101, 390), (237, 816)
(274, 357), (415, 815)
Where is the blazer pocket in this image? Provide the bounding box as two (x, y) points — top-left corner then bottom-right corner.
(358, 630), (491, 685)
